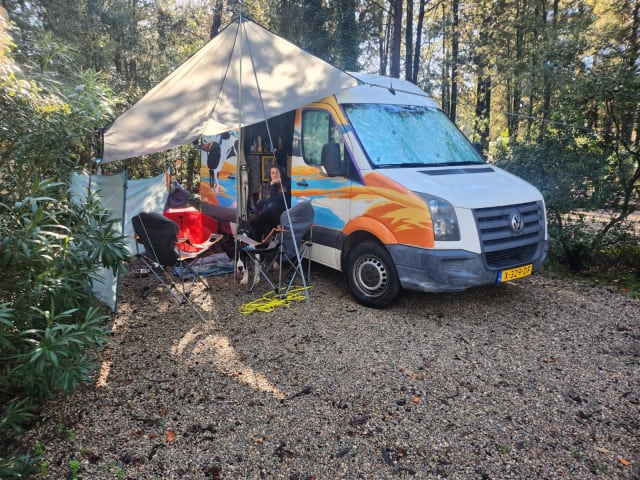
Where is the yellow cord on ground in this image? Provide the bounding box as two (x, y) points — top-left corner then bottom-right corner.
(239, 286), (312, 314)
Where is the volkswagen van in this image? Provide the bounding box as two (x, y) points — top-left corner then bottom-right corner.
(200, 73), (548, 308)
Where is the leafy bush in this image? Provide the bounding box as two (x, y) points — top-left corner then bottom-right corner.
(0, 17), (128, 476)
(0, 186), (128, 395)
(492, 134), (639, 274)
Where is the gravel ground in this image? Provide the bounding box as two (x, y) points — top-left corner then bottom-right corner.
(19, 264), (639, 479)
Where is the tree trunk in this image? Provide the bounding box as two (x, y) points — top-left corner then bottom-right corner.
(538, 0), (558, 142)
(449, 0), (460, 123)
(622, 0), (639, 145)
(526, 0), (542, 140)
(475, 72), (492, 149)
(210, 0), (224, 39)
(508, 0), (524, 139)
(379, 6), (390, 75)
(390, 0), (402, 78)
(441, 3), (449, 115)
(474, 17), (492, 151)
(336, 0), (359, 71)
(412, 0), (427, 84)
(405, 0), (414, 81)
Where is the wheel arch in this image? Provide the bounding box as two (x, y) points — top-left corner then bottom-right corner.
(340, 217), (397, 271)
(341, 230), (386, 273)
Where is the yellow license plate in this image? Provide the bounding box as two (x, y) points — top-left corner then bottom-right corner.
(497, 264), (532, 283)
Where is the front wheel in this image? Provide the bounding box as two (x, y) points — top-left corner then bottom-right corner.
(346, 241), (401, 309)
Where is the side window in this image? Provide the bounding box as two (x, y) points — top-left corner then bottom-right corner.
(301, 110), (348, 169)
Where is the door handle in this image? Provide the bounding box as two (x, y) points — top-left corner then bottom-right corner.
(296, 179), (309, 187)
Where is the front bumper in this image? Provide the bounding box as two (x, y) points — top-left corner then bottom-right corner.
(388, 241), (547, 293)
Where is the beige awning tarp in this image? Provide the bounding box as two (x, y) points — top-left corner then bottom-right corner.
(102, 17), (358, 163)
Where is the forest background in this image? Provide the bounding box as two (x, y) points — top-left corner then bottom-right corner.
(0, 0), (638, 476)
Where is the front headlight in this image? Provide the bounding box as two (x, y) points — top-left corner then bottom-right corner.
(417, 193), (460, 241)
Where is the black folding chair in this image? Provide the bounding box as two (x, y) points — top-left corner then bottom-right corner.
(236, 201), (314, 295)
(132, 212), (222, 303)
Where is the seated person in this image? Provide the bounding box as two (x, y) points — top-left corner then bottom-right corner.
(248, 166), (287, 241)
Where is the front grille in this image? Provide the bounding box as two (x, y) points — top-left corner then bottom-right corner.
(473, 201), (545, 269)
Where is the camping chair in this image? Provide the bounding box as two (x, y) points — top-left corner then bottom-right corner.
(131, 212), (222, 303)
(236, 201), (314, 295)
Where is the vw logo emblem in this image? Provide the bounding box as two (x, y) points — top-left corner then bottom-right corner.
(510, 212), (525, 234)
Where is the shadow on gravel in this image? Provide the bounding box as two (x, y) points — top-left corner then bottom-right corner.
(19, 266), (640, 480)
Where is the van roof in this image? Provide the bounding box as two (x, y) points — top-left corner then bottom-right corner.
(336, 72), (440, 109)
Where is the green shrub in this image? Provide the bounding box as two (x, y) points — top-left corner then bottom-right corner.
(492, 134), (637, 273)
(0, 16), (127, 477)
(0, 180), (129, 465)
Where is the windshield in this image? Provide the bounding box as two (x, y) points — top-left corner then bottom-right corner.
(342, 104), (484, 168)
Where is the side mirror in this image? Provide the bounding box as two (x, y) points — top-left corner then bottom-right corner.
(321, 142), (342, 176)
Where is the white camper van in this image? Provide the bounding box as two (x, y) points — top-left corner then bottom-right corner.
(201, 73), (548, 308)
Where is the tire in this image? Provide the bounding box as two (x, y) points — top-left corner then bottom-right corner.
(346, 240), (401, 309)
